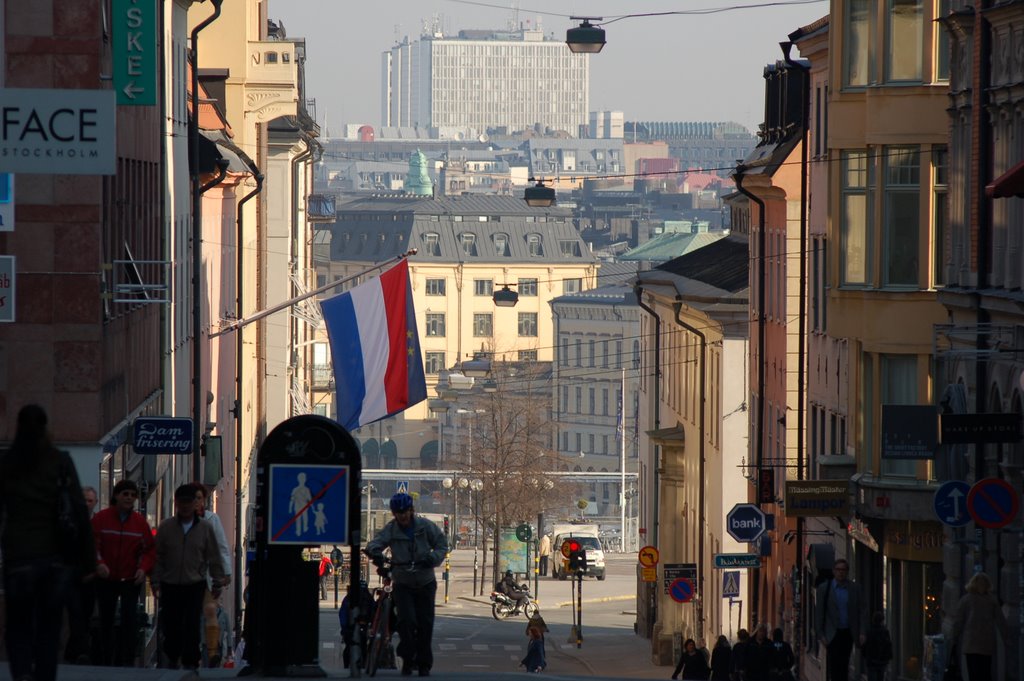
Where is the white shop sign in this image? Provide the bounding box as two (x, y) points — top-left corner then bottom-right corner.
(0, 89), (116, 175)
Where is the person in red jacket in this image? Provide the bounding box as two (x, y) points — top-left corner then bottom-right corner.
(91, 479), (155, 666)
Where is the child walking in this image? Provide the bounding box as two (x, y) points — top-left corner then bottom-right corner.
(521, 624), (547, 673)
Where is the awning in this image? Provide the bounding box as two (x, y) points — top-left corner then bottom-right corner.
(645, 424), (685, 446)
(986, 158), (1024, 198)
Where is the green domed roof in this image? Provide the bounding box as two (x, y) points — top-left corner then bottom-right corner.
(405, 149), (433, 196)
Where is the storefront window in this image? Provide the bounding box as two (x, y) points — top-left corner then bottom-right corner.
(890, 560), (943, 679)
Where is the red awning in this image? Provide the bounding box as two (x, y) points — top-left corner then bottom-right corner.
(986, 158), (1024, 199)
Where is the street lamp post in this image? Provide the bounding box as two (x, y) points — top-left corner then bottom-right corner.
(470, 478), (484, 595)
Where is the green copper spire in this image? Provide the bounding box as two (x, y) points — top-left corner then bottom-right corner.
(405, 149), (433, 196)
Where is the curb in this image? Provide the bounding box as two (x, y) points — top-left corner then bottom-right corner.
(555, 594), (635, 608)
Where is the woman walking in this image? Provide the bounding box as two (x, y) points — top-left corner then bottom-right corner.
(0, 405), (95, 681)
(953, 572), (1009, 681)
(673, 638), (711, 680)
(710, 635), (733, 681)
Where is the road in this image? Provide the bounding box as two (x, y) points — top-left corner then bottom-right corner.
(316, 550), (666, 678)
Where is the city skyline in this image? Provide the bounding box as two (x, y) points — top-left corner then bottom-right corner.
(268, 0), (827, 136)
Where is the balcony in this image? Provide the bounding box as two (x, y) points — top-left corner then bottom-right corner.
(307, 194), (336, 222)
(312, 364), (333, 389)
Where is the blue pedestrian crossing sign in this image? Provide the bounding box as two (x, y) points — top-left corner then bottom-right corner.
(722, 571), (740, 598)
(396, 481), (410, 495)
(934, 480), (971, 527)
(268, 464), (350, 546)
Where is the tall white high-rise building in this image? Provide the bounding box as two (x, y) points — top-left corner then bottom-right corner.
(382, 27), (589, 135)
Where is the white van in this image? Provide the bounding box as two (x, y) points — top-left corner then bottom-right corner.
(551, 531), (606, 580)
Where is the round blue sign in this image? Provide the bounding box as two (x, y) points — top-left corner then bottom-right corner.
(967, 477), (1020, 530)
(933, 480), (971, 527)
(669, 577), (694, 604)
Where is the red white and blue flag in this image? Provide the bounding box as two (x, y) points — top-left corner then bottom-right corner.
(320, 260), (427, 430)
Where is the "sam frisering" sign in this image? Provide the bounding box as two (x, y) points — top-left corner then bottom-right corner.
(133, 417), (193, 455)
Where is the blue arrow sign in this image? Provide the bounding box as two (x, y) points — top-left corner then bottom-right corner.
(934, 480), (971, 527)
(727, 503), (766, 543)
(268, 464), (350, 545)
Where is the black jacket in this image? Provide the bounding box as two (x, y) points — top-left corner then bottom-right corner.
(710, 645), (732, 680)
(674, 650), (711, 680)
(861, 625), (893, 667)
(0, 447), (94, 571)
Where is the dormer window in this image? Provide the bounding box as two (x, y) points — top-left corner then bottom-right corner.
(558, 239), (580, 257)
(460, 232), (477, 256)
(493, 233), (510, 256)
(526, 233), (543, 257)
(423, 232), (440, 256)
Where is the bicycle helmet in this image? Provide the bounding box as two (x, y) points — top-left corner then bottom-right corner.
(389, 492), (414, 512)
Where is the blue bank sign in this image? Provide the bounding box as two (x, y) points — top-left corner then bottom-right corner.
(726, 503), (766, 543)
(133, 417), (193, 454)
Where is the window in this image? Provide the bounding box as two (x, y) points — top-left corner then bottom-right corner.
(425, 278), (446, 296)
(575, 339), (583, 366)
(881, 354), (918, 476)
(425, 352), (446, 374)
(560, 386), (569, 412)
(844, 0), (870, 88)
(560, 337), (569, 366)
(473, 279), (492, 296)
(423, 232), (441, 256)
(840, 150), (872, 285)
(518, 350), (537, 362)
(883, 146), (920, 287)
(935, 0), (950, 81)
(932, 146), (947, 287)
(518, 312), (537, 337)
(425, 313), (446, 337)
(602, 389), (609, 416)
(886, 0), (923, 83)
(559, 239), (580, 257)
(473, 313), (492, 337)
(811, 237), (827, 332)
(527, 234), (543, 256)
(461, 232), (477, 256)
(518, 278), (538, 296)
(575, 388), (582, 413)
(563, 278), (582, 294)
(589, 388), (596, 414)
(493, 233), (510, 256)
(575, 432), (582, 453)
(602, 341), (609, 367)
(588, 340), (596, 367)
(313, 403), (327, 417)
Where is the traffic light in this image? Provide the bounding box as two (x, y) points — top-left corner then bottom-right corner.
(566, 540), (588, 573)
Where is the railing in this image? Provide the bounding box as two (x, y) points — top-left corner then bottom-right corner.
(312, 364), (333, 388)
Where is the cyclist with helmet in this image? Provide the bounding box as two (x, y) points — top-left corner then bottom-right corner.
(365, 492), (448, 677)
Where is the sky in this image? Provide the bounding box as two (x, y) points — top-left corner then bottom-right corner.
(268, 0), (828, 137)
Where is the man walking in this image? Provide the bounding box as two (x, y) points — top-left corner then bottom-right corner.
(815, 558), (867, 681)
(92, 479), (155, 666)
(152, 484), (226, 670)
(365, 493), (448, 677)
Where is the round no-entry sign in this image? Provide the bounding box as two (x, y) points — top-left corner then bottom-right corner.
(669, 577), (694, 604)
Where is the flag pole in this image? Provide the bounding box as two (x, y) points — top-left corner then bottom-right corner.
(209, 249), (417, 339)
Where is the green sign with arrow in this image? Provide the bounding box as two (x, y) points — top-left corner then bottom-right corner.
(113, 0), (156, 105)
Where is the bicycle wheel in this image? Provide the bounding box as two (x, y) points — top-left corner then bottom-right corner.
(366, 630), (385, 677)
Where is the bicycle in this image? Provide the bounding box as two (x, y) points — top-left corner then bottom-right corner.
(364, 561), (399, 677)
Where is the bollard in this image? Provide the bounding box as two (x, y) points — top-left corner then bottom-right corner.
(443, 552), (450, 603)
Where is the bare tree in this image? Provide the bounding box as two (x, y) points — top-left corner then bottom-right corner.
(445, 360), (573, 587)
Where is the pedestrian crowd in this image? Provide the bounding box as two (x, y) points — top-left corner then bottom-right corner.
(0, 405), (232, 681)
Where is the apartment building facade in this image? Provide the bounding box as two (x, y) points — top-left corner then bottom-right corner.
(382, 27), (589, 135)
